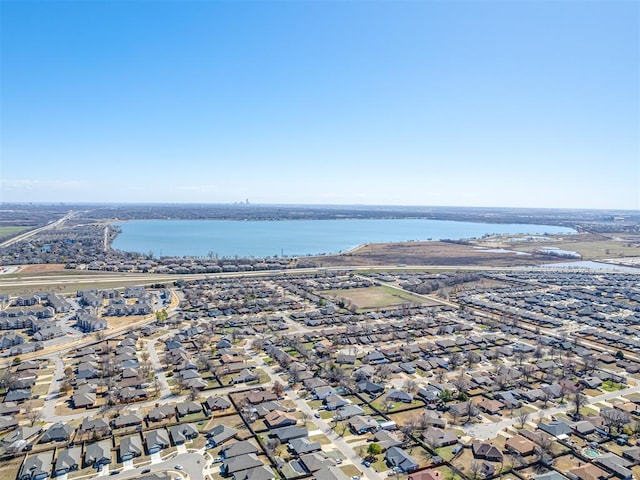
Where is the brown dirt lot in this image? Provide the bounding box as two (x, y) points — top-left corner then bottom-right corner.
(19, 264), (66, 273)
(304, 241), (556, 268)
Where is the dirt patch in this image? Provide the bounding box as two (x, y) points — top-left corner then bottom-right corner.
(19, 264), (66, 273)
(305, 241), (555, 268)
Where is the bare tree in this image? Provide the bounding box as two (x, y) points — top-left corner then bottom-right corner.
(469, 460), (482, 480)
(582, 354), (597, 374)
(403, 379), (418, 394)
(271, 381), (285, 398)
(400, 419), (417, 445)
(24, 402), (40, 426)
(516, 409), (530, 429)
(449, 352), (464, 371)
(601, 408), (631, 434)
(571, 391), (587, 420)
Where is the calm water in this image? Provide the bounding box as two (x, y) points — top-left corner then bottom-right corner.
(111, 219), (575, 258)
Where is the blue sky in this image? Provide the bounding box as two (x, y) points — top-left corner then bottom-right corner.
(1, 0), (638, 209)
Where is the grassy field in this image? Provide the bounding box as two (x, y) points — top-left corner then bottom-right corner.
(0, 226), (29, 237)
(306, 240), (558, 268)
(317, 285), (435, 311)
(510, 233), (640, 260)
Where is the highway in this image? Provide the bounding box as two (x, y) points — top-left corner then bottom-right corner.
(0, 210), (76, 248)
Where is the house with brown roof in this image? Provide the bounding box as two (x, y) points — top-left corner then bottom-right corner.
(568, 463), (610, 480)
(505, 435), (536, 456)
(476, 398), (504, 415)
(472, 441), (503, 462)
(264, 410), (297, 429)
(408, 470), (442, 480)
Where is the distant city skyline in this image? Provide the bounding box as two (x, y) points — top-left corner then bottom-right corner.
(1, 1), (638, 209)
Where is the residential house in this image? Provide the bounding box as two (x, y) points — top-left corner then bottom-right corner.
(408, 470), (443, 480)
(208, 425), (237, 446)
(205, 396), (232, 412)
(334, 405), (364, 420)
(422, 427), (458, 448)
(385, 447), (418, 473)
(169, 423), (199, 445)
(144, 428), (171, 454)
(19, 451), (54, 480)
(176, 402), (202, 417)
(54, 446), (82, 476)
(119, 435), (143, 461)
(40, 422), (74, 444)
(220, 440), (259, 459)
(505, 435), (536, 457)
(147, 405), (176, 423)
(324, 394), (348, 411)
(112, 414), (143, 429)
(298, 452), (336, 473)
(268, 426), (308, 443)
(357, 380), (384, 396)
(373, 430), (402, 451)
(84, 440), (111, 468)
(386, 389), (413, 403)
(537, 420), (572, 439)
(472, 441), (503, 462)
(221, 453), (264, 475)
(265, 410), (297, 429)
(288, 438), (321, 456)
(568, 463), (610, 480)
(348, 415), (379, 435)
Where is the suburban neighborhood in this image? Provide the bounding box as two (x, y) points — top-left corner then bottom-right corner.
(1, 267), (640, 480)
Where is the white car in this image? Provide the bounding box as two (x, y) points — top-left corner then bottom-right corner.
(175, 464), (183, 470)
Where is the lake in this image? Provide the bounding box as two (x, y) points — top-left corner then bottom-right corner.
(111, 219), (575, 258)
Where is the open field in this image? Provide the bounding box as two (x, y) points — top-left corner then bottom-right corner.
(317, 285), (434, 310)
(0, 226), (29, 237)
(308, 241), (557, 268)
(512, 236), (640, 260)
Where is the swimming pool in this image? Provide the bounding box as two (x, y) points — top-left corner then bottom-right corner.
(583, 448), (600, 458)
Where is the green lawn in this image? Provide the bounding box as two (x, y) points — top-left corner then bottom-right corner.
(315, 285), (429, 311)
(602, 380), (625, 392)
(0, 226), (29, 237)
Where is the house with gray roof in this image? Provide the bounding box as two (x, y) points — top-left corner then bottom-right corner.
(176, 401), (202, 417)
(348, 415), (379, 435)
(221, 453), (264, 475)
(422, 427), (458, 448)
(373, 430), (402, 451)
(112, 413), (143, 429)
(169, 423), (198, 445)
(289, 437), (321, 456)
(235, 465), (275, 480)
(54, 446), (81, 476)
(385, 447), (418, 473)
(19, 451), (53, 480)
(221, 440), (259, 459)
(205, 396), (232, 411)
(144, 428), (170, 454)
(268, 426), (308, 442)
(537, 420), (572, 438)
(533, 472), (568, 480)
(314, 466), (349, 480)
(387, 389), (413, 403)
(40, 422), (74, 443)
(119, 435), (143, 461)
(147, 404), (176, 422)
(334, 404), (364, 420)
(208, 424), (237, 446)
(5, 388), (32, 403)
(84, 439), (111, 468)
